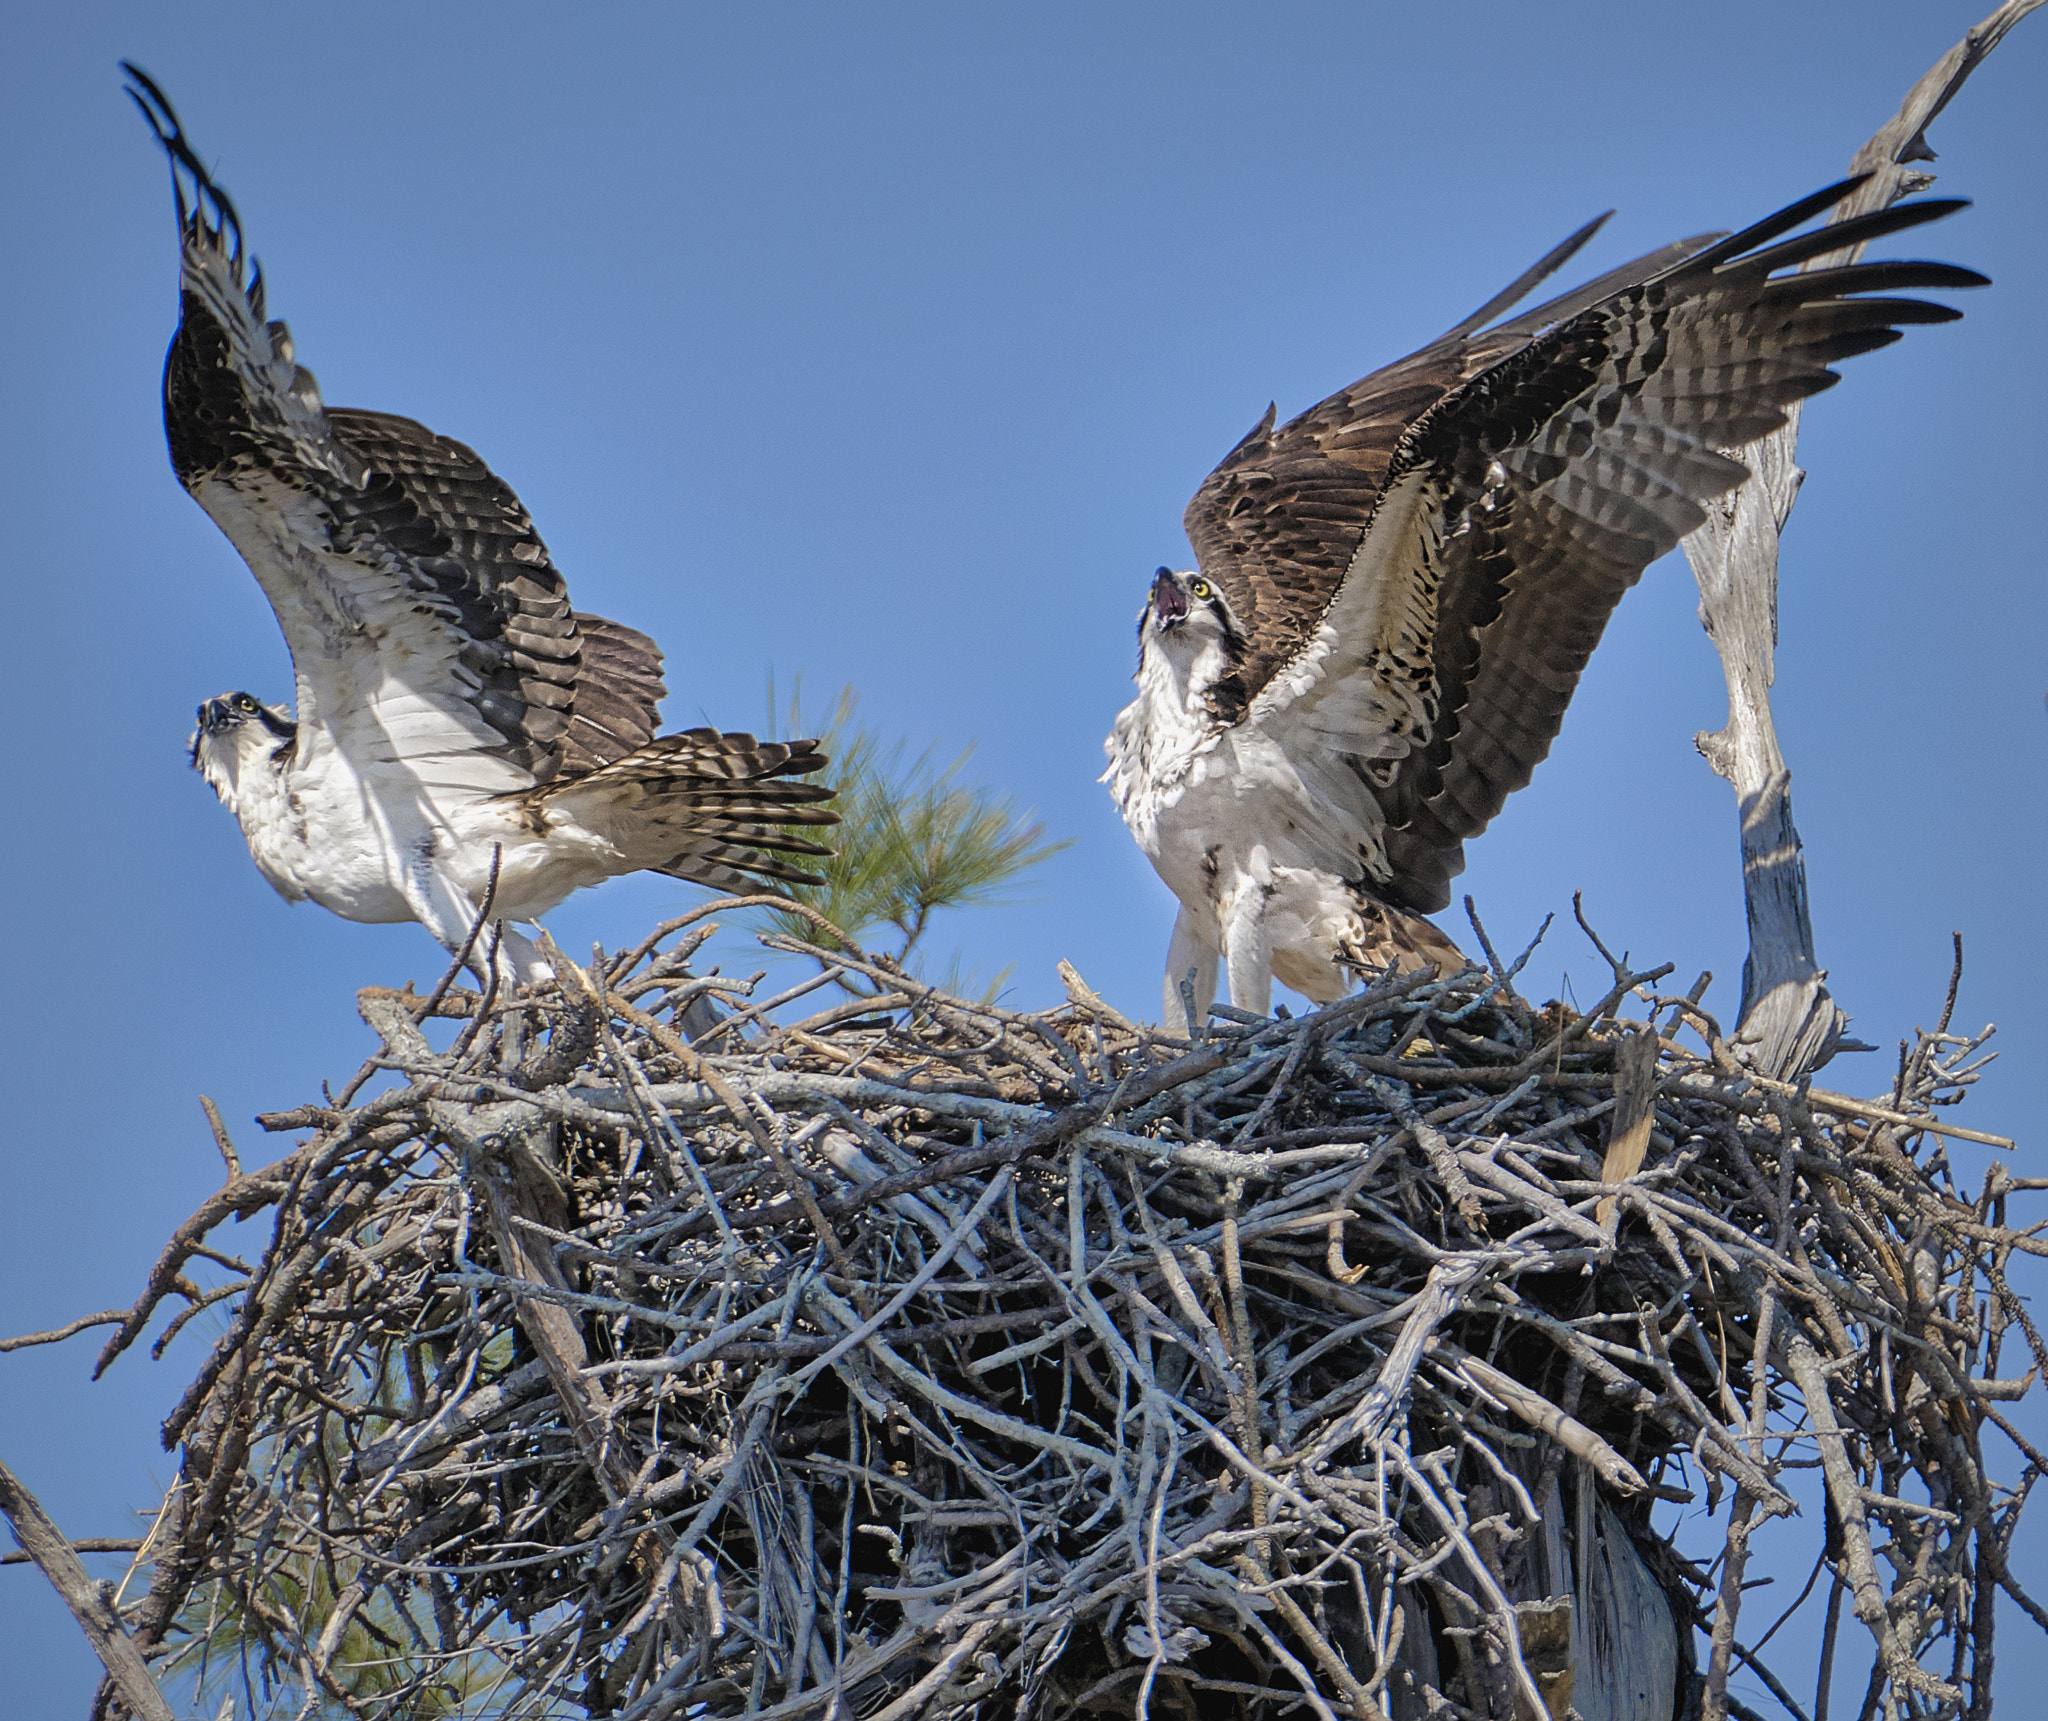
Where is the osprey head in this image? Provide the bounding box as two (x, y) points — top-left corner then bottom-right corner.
(1132, 567), (1250, 726)
(190, 691), (297, 803)
(1139, 567), (1244, 660)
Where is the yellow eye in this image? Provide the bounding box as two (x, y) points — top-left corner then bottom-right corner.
(1191, 580), (1212, 599)
(236, 695), (259, 713)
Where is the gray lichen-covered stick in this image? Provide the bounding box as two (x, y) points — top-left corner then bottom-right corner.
(0, 1456), (176, 1721)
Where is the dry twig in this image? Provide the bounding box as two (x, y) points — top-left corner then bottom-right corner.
(16, 897), (2032, 1721)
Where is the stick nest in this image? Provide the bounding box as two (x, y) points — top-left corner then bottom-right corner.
(71, 906), (2044, 1721)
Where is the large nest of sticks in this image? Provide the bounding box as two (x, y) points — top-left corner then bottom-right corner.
(84, 904), (2040, 1721)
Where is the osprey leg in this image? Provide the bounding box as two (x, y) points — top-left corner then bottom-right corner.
(403, 861), (551, 989)
(1162, 906), (1218, 1037)
(1219, 879), (1274, 1021)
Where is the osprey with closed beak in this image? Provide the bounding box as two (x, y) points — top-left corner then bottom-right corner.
(1104, 179), (1983, 1035)
(129, 67), (837, 983)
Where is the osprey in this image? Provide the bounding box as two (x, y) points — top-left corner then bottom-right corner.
(1104, 180), (1983, 1034)
(129, 67), (837, 984)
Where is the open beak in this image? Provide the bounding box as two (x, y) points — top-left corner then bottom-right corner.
(1151, 567), (1188, 629)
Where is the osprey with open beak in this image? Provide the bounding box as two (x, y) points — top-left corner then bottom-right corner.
(1105, 179), (1982, 1034)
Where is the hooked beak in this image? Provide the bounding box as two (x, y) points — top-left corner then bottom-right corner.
(190, 703), (213, 766)
(190, 697), (240, 766)
(1151, 567), (1188, 629)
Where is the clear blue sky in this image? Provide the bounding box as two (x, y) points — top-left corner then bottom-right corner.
(2, 3), (2042, 1712)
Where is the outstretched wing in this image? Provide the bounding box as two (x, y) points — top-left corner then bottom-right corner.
(322, 409), (670, 774)
(127, 65), (621, 795)
(1183, 217), (1719, 716)
(1203, 178), (1982, 910)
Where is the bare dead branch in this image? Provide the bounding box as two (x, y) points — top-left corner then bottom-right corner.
(1682, 0), (2042, 1080)
(0, 1455), (176, 1721)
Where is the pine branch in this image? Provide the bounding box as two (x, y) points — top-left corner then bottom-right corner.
(750, 683), (1069, 996)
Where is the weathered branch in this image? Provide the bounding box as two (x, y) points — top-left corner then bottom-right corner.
(0, 1454), (175, 1721)
(1681, 0), (2042, 1079)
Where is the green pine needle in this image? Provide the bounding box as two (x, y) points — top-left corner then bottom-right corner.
(751, 681), (1070, 996)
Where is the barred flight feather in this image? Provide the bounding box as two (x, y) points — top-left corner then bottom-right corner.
(1110, 172), (1983, 1030)
(130, 65), (837, 982)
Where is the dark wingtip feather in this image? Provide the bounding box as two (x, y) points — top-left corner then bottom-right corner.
(1766, 260), (1989, 298)
(1801, 329), (1906, 365)
(120, 61), (250, 271)
(1441, 209), (1615, 342)
(1676, 174), (1876, 274)
(1782, 295), (1968, 328)
(1680, 195), (1976, 294)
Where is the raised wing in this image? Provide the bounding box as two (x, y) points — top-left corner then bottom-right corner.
(126, 65), (621, 791)
(1183, 217), (1719, 715)
(323, 410), (670, 775)
(1214, 178), (1983, 911)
